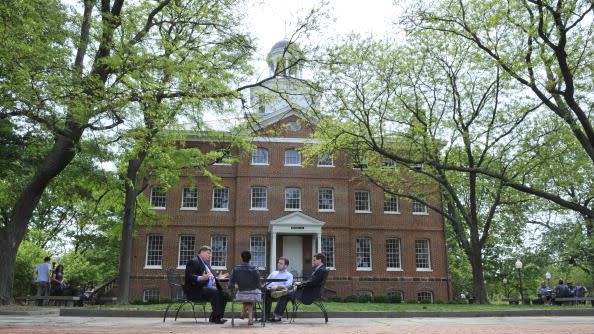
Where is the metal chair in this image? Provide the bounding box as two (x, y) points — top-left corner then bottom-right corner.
(290, 269), (330, 323)
(230, 288), (264, 327)
(162, 268), (207, 323)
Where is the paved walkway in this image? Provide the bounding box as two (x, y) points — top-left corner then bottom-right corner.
(1, 314), (593, 334)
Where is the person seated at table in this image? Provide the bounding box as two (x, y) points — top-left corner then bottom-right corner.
(184, 245), (229, 324)
(228, 250), (261, 326)
(271, 253), (327, 322)
(263, 256), (293, 321)
(536, 281), (551, 304)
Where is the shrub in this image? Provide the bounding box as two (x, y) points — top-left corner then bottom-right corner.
(406, 299), (418, 304)
(388, 294), (402, 304)
(373, 295), (389, 303)
(343, 295), (359, 303)
(434, 299), (444, 304)
(358, 295), (373, 303)
(329, 295), (343, 302)
(419, 299), (432, 304)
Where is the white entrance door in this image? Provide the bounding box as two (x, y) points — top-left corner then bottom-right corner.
(282, 236), (303, 278)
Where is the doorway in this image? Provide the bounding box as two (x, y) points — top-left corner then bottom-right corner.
(282, 236), (303, 278)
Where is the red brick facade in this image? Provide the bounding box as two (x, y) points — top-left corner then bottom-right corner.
(128, 114), (451, 303)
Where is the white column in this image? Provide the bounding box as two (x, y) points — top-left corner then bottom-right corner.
(316, 233), (322, 254)
(270, 231), (277, 270)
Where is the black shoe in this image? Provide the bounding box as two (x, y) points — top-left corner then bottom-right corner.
(270, 316), (282, 322)
(213, 319), (227, 324)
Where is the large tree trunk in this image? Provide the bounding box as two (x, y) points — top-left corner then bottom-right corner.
(0, 130), (82, 304)
(468, 250), (488, 304)
(117, 152), (148, 304)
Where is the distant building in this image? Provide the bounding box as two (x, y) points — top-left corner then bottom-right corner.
(128, 41), (450, 303)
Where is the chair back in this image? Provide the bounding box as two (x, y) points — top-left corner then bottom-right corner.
(166, 268), (185, 300)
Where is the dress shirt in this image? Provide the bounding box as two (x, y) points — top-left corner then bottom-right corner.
(267, 270), (293, 289)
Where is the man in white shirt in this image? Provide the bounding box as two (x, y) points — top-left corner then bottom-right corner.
(33, 257), (52, 306)
(264, 257), (293, 320)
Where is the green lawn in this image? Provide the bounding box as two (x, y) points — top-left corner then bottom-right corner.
(74, 301), (593, 312)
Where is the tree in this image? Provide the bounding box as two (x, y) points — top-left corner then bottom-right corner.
(303, 32), (541, 303)
(404, 0), (594, 220)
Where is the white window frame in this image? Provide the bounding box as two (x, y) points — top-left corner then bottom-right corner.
(386, 238), (402, 271)
(412, 200), (428, 215)
(415, 239), (432, 271)
(150, 186), (166, 209)
(417, 291), (433, 303)
(318, 188), (335, 212)
(250, 235), (266, 269)
(284, 187), (301, 211)
(177, 235), (196, 268)
(356, 238), (372, 271)
(251, 147), (269, 165)
(250, 186), (268, 211)
(355, 190), (371, 213)
(284, 149), (301, 166)
(144, 235), (163, 269)
(321, 236), (335, 269)
(210, 235), (227, 270)
(317, 153), (334, 167)
(181, 187), (198, 210)
(211, 187), (229, 211)
(384, 193), (399, 214)
(143, 290), (160, 303)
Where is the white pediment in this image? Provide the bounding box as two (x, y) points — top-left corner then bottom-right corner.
(269, 212), (325, 233)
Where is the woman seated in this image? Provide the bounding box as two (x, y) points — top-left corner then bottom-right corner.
(228, 250), (261, 325)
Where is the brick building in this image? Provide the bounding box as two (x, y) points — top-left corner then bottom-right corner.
(128, 41), (451, 303)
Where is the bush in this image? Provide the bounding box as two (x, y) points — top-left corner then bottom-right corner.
(373, 295), (389, 303)
(388, 294), (402, 304)
(329, 295), (343, 302)
(343, 295), (359, 303)
(434, 299), (444, 304)
(406, 299), (418, 304)
(419, 299), (432, 304)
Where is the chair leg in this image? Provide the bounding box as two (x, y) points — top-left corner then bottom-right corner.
(163, 302), (174, 322)
(290, 300), (300, 323)
(314, 301), (328, 323)
(174, 301), (186, 321)
(190, 303), (197, 324)
(201, 303), (207, 322)
(231, 300), (235, 327)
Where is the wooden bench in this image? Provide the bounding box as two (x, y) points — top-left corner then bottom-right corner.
(16, 295), (81, 307)
(554, 296), (594, 306)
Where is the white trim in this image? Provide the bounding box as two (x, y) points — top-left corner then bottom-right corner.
(317, 165), (335, 168)
(356, 267), (373, 271)
(144, 265), (162, 269)
(412, 212), (430, 216)
(177, 265), (186, 270)
(212, 162), (232, 166)
(250, 162), (269, 166)
(250, 208), (269, 211)
(211, 266), (227, 271)
(284, 163), (302, 167)
(387, 268), (403, 272)
(210, 208), (229, 212)
(284, 208), (302, 212)
(180, 207), (198, 211)
(384, 211), (400, 214)
(151, 207), (166, 210)
(318, 209), (335, 213)
(326, 267), (336, 270)
(355, 210), (372, 214)
(416, 268), (433, 272)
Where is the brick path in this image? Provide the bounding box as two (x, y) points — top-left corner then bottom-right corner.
(1, 316), (593, 334)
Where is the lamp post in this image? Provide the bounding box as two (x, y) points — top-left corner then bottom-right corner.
(545, 272), (551, 288)
(503, 278), (509, 300)
(515, 259), (524, 304)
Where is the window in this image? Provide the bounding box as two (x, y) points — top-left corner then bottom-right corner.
(284, 149), (301, 166)
(178, 235), (195, 268)
(388, 290), (404, 303)
(212, 188), (229, 210)
(415, 239), (432, 271)
(211, 235), (227, 269)
(386, 239), (402, 270)
(143, 290), (160, 303)
(321, 236), (335, 268)
(213, 150), (232, 165)
(284, 187), (301, 210)
(181, 187), (198, 209)
(251, 187), (268, 210)
(250, 235), (266, 269)
(318, 188), (334, 211)
(145, 235), (163, 268)
(384, 193), (399, 213)
(417, 291), (433, 303)
(355, 191), (370, 212)
(251, 147), (269, 165)
(412, 200), (428, 214)
(356, 238), (372, 270)
(150, 186), (166, 209)
(317, 153), (334, 167)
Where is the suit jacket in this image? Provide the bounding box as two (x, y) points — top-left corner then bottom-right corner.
(184, 256), (222, 301)
(297, 265), (328, 305)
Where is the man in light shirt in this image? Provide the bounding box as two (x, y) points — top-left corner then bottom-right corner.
(264, 257), (293, 321)
(33, 256), (52, 306)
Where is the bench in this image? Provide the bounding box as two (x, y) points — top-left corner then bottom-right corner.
(554, 296), (594, 306)
(15, 295), (81, 307)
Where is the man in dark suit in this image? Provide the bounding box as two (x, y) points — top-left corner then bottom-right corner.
(184, 245), (229, 324)
(270, 252), (328, 322)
